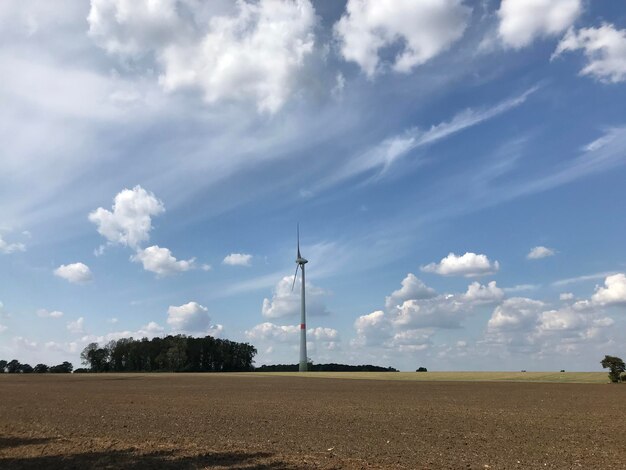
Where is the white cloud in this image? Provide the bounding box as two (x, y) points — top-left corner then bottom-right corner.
(89, 0), (317, 113)
(167, 301), (222, 335)
(353, 310), (391, 346)
(0, 324), (7, 333)
(335, 0), (471, 77)
(132, 245), (195, 276)
(79, 321), (168, 345)
(553, 24), (626, 83)
(527, 246), (556, 259)
(54, 262), (93, 284)
(36, 309), (64, 318)
(88, 0), (184, 57)
(591, 273), (626, 306)
(67, 317), (85, 334)
(552, 271), (617, 287)
(560, 292), (574, 301)
(160, 0), (316, 113)
(503, 284), (540, 293)
(487, 297), (544, 332)
(222, 253), (253, 267)
(384, 273), (436, 309)
(390, 329), (431, 352)
(262, 275), (330, 318)
(0, 234), (25, 254)
(246, 322), (338, 343)
(319, 87), (537, 190)
(392, 297), (465, 329)
(138, 321), (165, 336)
(421, 252), (499, 277)
(463, 281), (504, 303)
(246, 322), (298, 342)
(497, 0), (582, 48)
(308, 326), (339, 342)
(353, 274), (506, 351)
(88, 185), (164, 250)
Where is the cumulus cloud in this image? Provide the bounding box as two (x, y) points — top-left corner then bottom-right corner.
(353, 310), (392, 346)
(88, 0), (184, 57)
(384, 273), (436, 309)
(487, 297), (544, 332)
(246, 322), (338, 342)
(0, 234), (26, 254)
(463, 281), (504, 303)
(497, 0), (582, 48)
(591, 273), (626, 305)
(262, 275), (330, 318)
(167, 301), (222, 335)
(67, 317), (85, 334)
(392, 297), (465, 330)
(79, 321), (167, 346)
(527, 246), (556, 260)
(421, 252), (499, 277)
(160, 0), (315, 113)
(222, 253), (253, 267)
(560, 292), (574, 301)
(89, 0), (316, 113)
(37, 309), (64, 318)
(54, 262), (93, 284)
(484, 288), (617, 356)
(553, 24), (626, 83)
(335, 0), (471, 77)
(88, 185), (164, 250)
(131, 245), (195, 276)
(0, 324), (7, 333)
(354, 277), (497, 349)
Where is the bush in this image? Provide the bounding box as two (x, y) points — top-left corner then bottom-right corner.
(620, 372), (626, 383)
(416, 367), (428, 372)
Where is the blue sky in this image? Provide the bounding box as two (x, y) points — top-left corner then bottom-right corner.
(1, 0), (626, 371)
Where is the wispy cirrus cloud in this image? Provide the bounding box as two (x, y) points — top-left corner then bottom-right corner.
(317, 87), (538, 189)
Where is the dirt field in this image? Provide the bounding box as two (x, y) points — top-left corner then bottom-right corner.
(1, 373), (624, 469)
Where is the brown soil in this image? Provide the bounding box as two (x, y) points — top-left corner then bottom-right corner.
(0, 374), (624, 469)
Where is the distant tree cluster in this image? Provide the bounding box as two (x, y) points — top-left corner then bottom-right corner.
(80, 335), (257, 372)
(601, 355), (625, 383)
(0, 359), (73, 374)
(416, 367), (428, 372)
(255, 363), (398, 372)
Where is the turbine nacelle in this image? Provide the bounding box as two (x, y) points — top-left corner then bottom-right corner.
(296, 257), (308, 265)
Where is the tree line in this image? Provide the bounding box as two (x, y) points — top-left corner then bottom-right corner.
(0, 359), (73, 374)
(255, 363), (398, 372)
(80, 334), (257, 372)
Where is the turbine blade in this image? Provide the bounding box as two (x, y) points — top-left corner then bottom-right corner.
(297, 223), (301, 258)
(291, 264), (299, 291)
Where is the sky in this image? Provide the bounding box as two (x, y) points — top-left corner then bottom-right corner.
(1, 0), (626, 372)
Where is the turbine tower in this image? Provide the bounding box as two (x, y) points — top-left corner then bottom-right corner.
(292, 224), (308, 372)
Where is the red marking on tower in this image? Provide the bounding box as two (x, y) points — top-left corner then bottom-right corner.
(300, 323), (306, 329)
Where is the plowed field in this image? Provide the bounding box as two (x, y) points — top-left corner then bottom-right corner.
(1, 374), (623, 469)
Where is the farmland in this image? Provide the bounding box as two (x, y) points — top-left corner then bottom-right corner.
(1, 373), (623, 469)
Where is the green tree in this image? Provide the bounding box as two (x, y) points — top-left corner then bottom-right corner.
(7, 359), (21, 373)
(33, 364), (49, 373)
(20, 363), (34, 373)
(601, 355), (625, 383)
(49, 361), (73, 373)
(0, 360), (7, 373)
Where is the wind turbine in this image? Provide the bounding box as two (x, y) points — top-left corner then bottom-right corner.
(291, 224), (308, 372)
